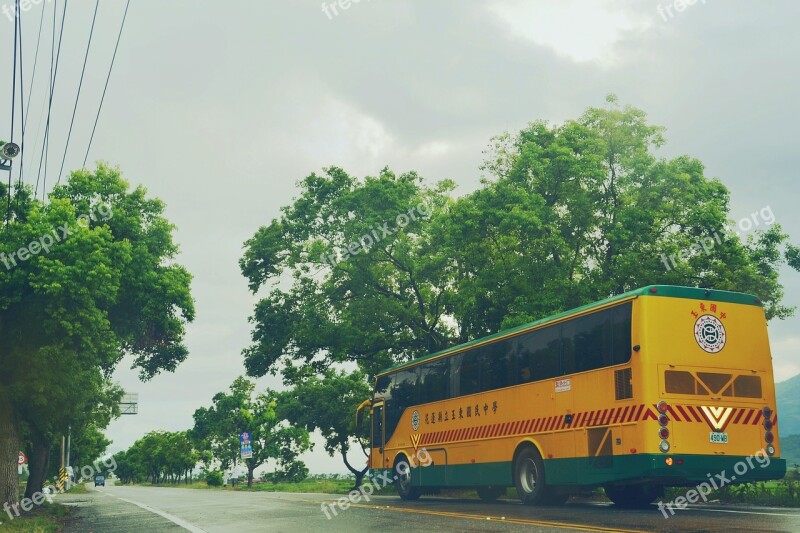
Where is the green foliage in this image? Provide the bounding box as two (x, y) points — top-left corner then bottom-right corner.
(276, 369), (370, 479)
(240, 167), (454, 378)
(0, 165), (194, 503)
(241, 97), (799, 386)
(663, 474), (800, 507)
(113, 431), (198, 485)
(270, 460), (308, 483)
(204, 470), (224, 487)
(191, 377), (311, 487)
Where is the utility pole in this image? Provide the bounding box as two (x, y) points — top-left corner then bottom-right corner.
(66, 426), (71, 468)
(1, 141), (21, 226)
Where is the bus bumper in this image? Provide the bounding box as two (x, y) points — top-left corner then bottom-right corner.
(558, 453), (788, 487)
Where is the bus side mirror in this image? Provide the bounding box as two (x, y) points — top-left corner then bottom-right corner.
(354, 399), (371, 430)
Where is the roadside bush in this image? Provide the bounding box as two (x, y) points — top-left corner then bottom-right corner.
(205, 470), (224, 487)
(271, 460), (309, 483)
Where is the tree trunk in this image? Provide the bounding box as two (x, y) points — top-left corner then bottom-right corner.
(24, 432), (51, 498)
(340, 443), (369, 490)
(0, 391), (20, 506)
(246, 464), (255, 488)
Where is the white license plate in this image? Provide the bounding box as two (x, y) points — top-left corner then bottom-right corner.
(710, 432), (729, 444)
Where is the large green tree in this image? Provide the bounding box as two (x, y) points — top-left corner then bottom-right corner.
(191, 377), (310, 488)
(240, 167), (454, 378)
(0, 165), (194, 504)
(240, 98), (798, 388)
(276, 369), (371, 487)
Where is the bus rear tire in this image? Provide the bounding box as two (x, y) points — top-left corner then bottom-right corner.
(476, 486), (505, 501)
(514, 446), (547, 505)
(394, 457), (421, 501)
(604, 484), (663, 508)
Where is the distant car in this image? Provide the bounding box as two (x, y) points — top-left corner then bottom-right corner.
(94, 475), (105, 487)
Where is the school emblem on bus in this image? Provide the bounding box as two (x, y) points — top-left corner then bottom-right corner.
(694, 314), (726, 353)
(411, 410), (420, 431)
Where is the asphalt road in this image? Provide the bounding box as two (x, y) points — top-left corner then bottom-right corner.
(57, 483), (800, 533)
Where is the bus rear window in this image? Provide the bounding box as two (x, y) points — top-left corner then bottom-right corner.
(733, 375), (762, 398)
(665, 370), (762, 398)
(665, 370), (707, 395)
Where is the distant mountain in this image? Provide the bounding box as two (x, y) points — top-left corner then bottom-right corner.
(776, 373), (800, 438)
(781, 434), (800, 468)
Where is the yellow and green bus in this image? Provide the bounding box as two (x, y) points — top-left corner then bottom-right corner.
(357, 285), (786, 506)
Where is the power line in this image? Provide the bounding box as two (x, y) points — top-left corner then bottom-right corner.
(36, 0), (68, 200)
(35, 0), (57, 199)
(23, 0), (46, 134)
(57, 0), (99, 186)
(83, 0), (131, 169)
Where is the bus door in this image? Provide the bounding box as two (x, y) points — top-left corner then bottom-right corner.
(553, 377), (577, 483)
(371, 402), (386, 471)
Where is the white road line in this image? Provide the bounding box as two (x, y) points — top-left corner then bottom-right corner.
(106, 493), (209, 533)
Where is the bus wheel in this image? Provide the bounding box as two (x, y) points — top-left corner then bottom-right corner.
(476, 486), (505, 502)
(604, 484), (663, 508)
(394, 457), (421, 501)
(514, 446), (546, 505)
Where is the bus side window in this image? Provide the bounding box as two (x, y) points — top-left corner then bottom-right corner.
(480, 343), (514, 392)
(419, 358), (449, 403)
(459, 350), (481, 395)
(611, 303), (633, 364)
(531, 326), (561, 381)
(449, 354), (463, 398)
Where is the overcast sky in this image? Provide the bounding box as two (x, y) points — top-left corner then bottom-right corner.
(2, 0), (798, 475)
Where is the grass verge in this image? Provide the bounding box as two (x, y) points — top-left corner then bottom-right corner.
(0, 503), (69, 532)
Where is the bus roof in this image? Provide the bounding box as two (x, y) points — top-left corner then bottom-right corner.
(375, 285), (762, 377)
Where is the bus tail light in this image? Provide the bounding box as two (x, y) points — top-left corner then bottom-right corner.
(764, 419), (773, 431)
(657, 401), (668, 413)
(659, 440), (670, 453)
(658, 414), (669, 426)
(763, 406), (773, 418)
(765, 431), (774, 444)
(659, 427), (669, 439)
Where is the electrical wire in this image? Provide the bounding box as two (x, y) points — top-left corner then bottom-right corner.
(35, 0), (68, 200)
(56, 0), (99, 186)
(23, 0), (46, 135)
(83, 0), (131, 168)
(17, 5), (26, 188)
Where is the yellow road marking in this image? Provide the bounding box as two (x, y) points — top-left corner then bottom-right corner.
(287, 497), (648, 533)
